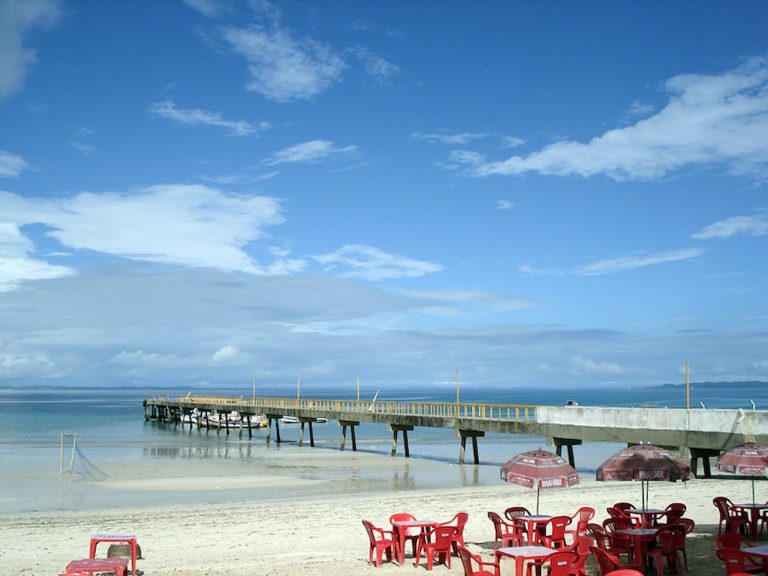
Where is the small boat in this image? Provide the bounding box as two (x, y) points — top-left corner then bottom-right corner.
(280, 415), (327, 424)
(182, 409), (267, 429)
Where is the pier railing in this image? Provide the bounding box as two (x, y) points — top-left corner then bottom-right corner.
(160, 395), (538, 422)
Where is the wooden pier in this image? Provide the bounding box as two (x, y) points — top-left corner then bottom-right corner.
(144, 395), (768, 475)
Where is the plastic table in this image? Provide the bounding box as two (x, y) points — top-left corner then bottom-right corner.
(89, 534), (138, 576)
(516, 515), (552, 544)
(495, 545), (555, 576)
(734, 503), (768, 539)
(391, 520), (436, 565)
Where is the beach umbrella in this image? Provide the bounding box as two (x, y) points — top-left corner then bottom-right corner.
(596, 443), (690, 510)
(500, 448), (580, 514)
(716, 442), (768, 504)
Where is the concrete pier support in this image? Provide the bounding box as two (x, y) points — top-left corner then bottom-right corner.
(389, 425), (413, 457)
(340, 420), (359, 451)
(458, 429), (484, 464)
(265, 414), (282, 444)
(553, 437), (582, 468)
(689, 447), (718, 478)
(298, 418), (318, 447)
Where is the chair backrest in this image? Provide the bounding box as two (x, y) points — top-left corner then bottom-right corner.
(603, 518), (633, 533)
(589, 545), (623, 576)
(613, 502), (634, 512)
(571, 506), (596, 532)
(455, 512), (469, 530)
(717, 533), (752, 549)
(390, 512), (417, 535)
(457, 545), (494, 576)
(586, 524), (608, 549)
(542, 551), (579, 576)
(562, 536), (595, 573)
(714, 496), (736, 520)
(655, 525), (684, 554)
(488, 511), (504, 539)
(430, 526), (459, 551)
(362, 519), (378, 544)
(717, 547), (754, 575)
(604, 570), (644, 576)
(547, 515), (573, 539)
(504, 506), (531, 520)
(673, 517), (695, 535)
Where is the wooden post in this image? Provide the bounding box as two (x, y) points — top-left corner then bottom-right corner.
(308, 421), (315, 447)
(391, 429), (398, 456)
(341, 424), (347, 451)
(298, 422), (305, 447)
(458, 430), (484, 465)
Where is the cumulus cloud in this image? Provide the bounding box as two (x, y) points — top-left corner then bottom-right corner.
(348, 46), (399, 81)
(454, 56), (768, 182)
(692, 214), (768, 239)
(314, 244), (443, 281)
(0, 150), (30, 177)
(149, 100), (261, 136)
(0, 184), (299, 278)
(569, 354), (624, 375)
(223, 20), (345, 102)
(212, 345), (247, 363)
(263, 140), (357, 165)
(0, 0), (60, 100)
(0, 222), (73, 292)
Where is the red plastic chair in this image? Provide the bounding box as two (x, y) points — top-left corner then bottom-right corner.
(671, 517), (695, 568)
(590, 546), (626, 576)
(504, 506), (532, 521)
(457, 545), (500, 576)
(717, 533), (754, 549)
(562, 536), (595, 576)
(714, 496), (750, 536)
(587, 523), (633, 564)
(539, 515), (572, 548)
(538, 551), (579, 576)
(646, 525), (684, 576)
(717, 547), (766, 575)
(566, 506), (595, 542)
(389, 513), (420, 560)
(438, 511), (469, 554)
(488, 511), (523, 548)
(606, 507), (640, 528)
(415, 525), (458, 570)
(663, 502), (687, 524)
(604, 571), (644, 576)
(362, 519), (396, 567)
(601, 519), (635, 562)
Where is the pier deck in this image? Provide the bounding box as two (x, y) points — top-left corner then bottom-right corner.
(144, 395), (768, 473)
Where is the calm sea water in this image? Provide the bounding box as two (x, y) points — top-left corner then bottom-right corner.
(1, 383), (765, 514)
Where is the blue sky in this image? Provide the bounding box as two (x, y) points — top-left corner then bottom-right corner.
(1, 0), (767, 392)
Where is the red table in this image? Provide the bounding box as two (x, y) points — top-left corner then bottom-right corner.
(495, 545), (555, 576)
(734, 503), (768, 539)
(64, 558), (128, 576)
(616, 527), (658, 569)
(391, 520), (436, 565)
(89, 534), (138, 576)
(515, 515), (552, 544)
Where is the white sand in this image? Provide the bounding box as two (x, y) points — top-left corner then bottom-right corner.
(1, 465), (755, 576)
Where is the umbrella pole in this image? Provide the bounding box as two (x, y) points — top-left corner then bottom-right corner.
(536, 485), (541, 514)
(752, 476), (756, 505)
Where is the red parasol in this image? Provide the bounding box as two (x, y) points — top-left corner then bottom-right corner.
(596, 443), (690, 509)
(500, 448), (580, 513)
(716, 442), (768, 504)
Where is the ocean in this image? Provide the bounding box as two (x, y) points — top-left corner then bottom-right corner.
(1, 382), (765, 514)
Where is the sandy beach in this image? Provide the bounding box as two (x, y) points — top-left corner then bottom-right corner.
(2, 454), (758, 576)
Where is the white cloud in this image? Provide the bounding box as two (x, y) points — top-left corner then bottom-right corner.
(263, 140), (357, 165)
(313, 244), (443, 281)
(573, 248), (705, 276)
(0, 348), (57, 378)
(223, 22), (345, 102)
(412, 132), (491, 145)
(149, 100), (258, 136)
(0, 0), (60, 101)
(182, 0), (224, 18)
(455, 56), (768, 182)
(110, 350), (181, 367)
(520, 248), (706, 277)
(0, 184), (296, 277)
(692, 214), (768, 239)
(348, 46), (399, 81)
(212, 345), (245, 363)
(624, 100), (656, 118)
(497, 200), (515, 210)
(0, 150), (30, 177)
(569, 355), (624, 375)
(0, 222), (73, 292)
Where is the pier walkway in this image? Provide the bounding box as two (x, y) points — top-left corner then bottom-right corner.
(144, 395), (768, 476)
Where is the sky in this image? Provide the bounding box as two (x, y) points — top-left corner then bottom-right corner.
(1, 0), (767, 393)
